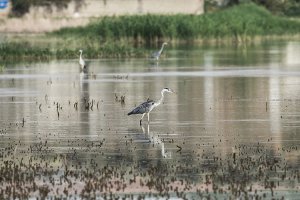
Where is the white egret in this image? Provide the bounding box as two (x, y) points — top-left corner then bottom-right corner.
(78, 49), (87, 72)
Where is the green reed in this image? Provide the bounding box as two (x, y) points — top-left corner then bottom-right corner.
(2, 3), (300, 62)
(53, 3), (300, 43)
(0, 41), (145, 62)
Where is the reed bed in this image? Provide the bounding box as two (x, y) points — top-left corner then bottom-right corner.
(0, 42), (145, 62)
(2, 3), (300, 62)
(53, 3), (300, 43)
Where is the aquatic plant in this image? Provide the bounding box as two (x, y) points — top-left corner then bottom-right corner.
(3, 3), (300, 62)
(0, 64), (4, 72)
(53, 3), (300, 43)
(0, 42), (145, 62)
(0, 42), (52, 62)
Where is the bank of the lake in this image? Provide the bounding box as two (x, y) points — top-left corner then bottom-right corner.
(53, 3), (300, 43)
(1, 3), (300, 62)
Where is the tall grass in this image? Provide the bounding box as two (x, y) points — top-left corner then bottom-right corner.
(0, 42), (145, 62)
(3, 3), (300, 62)
(0, 42), (52, 62)
(53, 3), (300, 43)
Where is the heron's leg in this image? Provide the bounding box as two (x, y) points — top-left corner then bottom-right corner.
(140, 113), (145, 126)
(147, 113), (150, 124)
(141, 125), (145, 134)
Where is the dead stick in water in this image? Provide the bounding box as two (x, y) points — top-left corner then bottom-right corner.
(176, 145), (182, 152)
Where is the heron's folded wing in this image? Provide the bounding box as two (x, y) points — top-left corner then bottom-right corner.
(150, 51), (159, 58)
(128, 100), (155, 115)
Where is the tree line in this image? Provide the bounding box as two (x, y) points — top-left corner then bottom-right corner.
(9, 0), (83, 17)
(206, 0), (300, 16)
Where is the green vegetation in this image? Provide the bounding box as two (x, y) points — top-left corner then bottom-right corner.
(3, 3), (300, 62)
(9, 0), (300, 17)
(53, 3), (300, 43)
(0, 42), (145, 62)
(206, 0), (300, 16)
(0, 64), (4, 72)
(0, 42), (52, 61)
(10, 0), (83, 17)
(253, 0), (300, 16)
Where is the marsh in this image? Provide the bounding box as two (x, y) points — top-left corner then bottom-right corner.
(0, 41), (299, 199)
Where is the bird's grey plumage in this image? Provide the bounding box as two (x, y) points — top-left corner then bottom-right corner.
(127, 99), (155, 115)
(128, 88), (175, 125)
(151, 51), (161, 60)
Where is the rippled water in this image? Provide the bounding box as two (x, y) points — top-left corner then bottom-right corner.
(0, 41), (300, 199)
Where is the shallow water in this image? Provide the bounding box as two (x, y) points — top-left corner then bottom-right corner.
(0, 41), (300, 199)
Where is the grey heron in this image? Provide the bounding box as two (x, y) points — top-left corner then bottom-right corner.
(79, 49), (87, 72)
(151, 42), (168, 60)
(128, 88), (175, 125)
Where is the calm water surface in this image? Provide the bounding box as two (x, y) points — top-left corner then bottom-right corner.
(0, 41), (300, 199)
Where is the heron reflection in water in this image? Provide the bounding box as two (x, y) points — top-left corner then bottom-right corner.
(128, 88), (175, 125)
(141, 124), (172, 159)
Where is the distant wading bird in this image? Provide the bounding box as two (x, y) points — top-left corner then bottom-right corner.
(128, 88), (175, 125)
(78, 49), (87, 72)
(151, 42), (168, 61)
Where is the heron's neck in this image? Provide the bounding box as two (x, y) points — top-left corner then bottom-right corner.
(159, 44), (165, 54)
(79, 52), (83, 60)
(155, 91), (165, 106)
